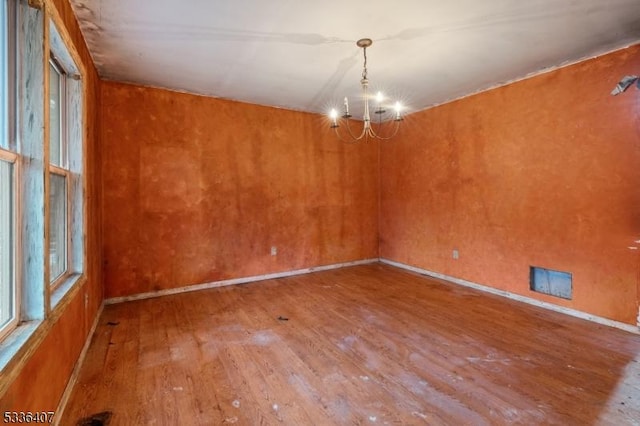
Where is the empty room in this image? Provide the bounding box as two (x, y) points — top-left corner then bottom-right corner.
(1, 0), (640, 424)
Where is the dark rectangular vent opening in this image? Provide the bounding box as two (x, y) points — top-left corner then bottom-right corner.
(530, 266), (572, 300)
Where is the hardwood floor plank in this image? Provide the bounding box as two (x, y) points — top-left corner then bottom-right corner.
(62, 263), (640, 425)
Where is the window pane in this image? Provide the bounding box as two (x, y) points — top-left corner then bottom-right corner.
(0, 159), (13, 328)
(0, 0), (7, 150)
(49, 173), (67, 282)
(49, 61), (61, 166)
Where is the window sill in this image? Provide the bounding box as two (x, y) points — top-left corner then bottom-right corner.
(51, 272), (83, 309)
(0, 320), (41, 375)
(1, 273), (86, 393)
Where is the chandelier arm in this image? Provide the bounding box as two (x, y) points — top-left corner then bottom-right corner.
(369, 108), (384, 136)
(343, 116), (368, 141)
(370, 120), (402, 140)
(371, 111), (388, 136)
(333, 124), (364, 144)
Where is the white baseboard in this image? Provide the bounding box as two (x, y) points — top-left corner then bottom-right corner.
(48, 256), (639, 425)
(380, 258), (640, 335)
(53, 301), (104, 425)
(105, 258), (379, 305)
(103, 256), (638, 332)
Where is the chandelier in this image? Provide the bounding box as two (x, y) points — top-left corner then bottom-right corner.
(329, 38), (403, 142)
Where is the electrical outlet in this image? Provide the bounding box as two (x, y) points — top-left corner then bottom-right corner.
(271, 246), (277, 256)
(452, 249), (459, 260)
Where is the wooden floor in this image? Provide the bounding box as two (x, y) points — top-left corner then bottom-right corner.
(63, 263), (640, 425)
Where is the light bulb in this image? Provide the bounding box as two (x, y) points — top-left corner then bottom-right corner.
(394, 102), (402, 120)
(329, 108), (338, 127)
(376, 91), (384, 103)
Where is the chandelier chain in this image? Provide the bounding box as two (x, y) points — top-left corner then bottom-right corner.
(362, 47), (368, 81)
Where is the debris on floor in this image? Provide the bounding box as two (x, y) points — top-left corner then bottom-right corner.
(76, 411), (113, 426)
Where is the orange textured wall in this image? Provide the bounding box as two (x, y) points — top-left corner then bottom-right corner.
(1, 294), (87, 411)
(0, 0), (102, 412)
(101, 82), (379, 298)
(380, 45), (640, 325)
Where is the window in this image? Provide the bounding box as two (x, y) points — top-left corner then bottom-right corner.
(0, 158), (16, 338)
(48, 58), (68, 284)
(48, 21), (84, 294)
(0, 1), (85, 349)
(0, 0), (17, 340)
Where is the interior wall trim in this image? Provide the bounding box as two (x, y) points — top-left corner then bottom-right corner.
(380, 258), (640, 335)
(105, 259), (380, 305)
(53, 301), (104, 426)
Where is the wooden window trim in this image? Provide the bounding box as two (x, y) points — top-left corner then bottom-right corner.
(0, 147), (17, 162)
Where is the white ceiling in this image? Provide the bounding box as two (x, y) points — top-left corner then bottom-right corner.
(70, 0), (640, 118)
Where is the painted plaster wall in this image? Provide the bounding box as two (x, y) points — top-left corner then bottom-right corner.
(101, 82), (379, 298)
(1, 294), (87, 411)
(380, 45), (640, 325)
(0, 0), (102, 412)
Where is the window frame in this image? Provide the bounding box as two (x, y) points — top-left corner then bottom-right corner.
(46, 18), (85, 301)
(48, 166), (69, 287)
(47, 55), (72, 290)
(0, 0), (19, 342)
(48, 56), (66, 168)
(0, 149), (18, 341)
(0, 0), (87, 352)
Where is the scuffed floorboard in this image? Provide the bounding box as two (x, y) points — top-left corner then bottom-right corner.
(62, 263), (640, 425)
